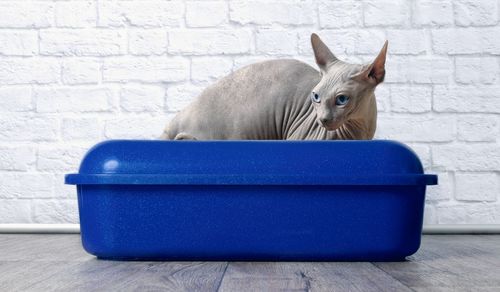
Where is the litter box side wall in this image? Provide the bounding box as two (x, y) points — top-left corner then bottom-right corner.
(77, 183), (426, 261)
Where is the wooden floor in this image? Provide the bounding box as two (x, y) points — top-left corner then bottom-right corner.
(0, 235), (499, 291)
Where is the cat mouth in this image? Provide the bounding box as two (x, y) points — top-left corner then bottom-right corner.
(318, 119), (343, 131)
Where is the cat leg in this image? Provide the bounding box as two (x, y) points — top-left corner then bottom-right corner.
(173, 132), (198, 140)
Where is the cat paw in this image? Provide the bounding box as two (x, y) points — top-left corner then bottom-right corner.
(174, 133), (198, 140)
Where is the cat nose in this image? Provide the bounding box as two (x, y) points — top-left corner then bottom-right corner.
(320, 118), (331, 125)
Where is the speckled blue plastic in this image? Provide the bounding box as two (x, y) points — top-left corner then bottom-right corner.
(65, 140), (437, 261)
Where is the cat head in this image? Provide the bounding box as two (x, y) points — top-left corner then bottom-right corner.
(310, 33), (387, 131)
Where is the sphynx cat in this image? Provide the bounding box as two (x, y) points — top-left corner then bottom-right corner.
(161, 34), (388, 140)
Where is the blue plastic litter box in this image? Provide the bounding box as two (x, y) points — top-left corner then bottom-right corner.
(65, 140), (437, 261)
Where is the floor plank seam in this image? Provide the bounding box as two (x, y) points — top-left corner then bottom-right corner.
(298, 270), (312, 292)
(370, 262), (417, 292)
(215, 262), (229, 292)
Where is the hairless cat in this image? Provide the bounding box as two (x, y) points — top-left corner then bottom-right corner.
(161, 33), (388, 140)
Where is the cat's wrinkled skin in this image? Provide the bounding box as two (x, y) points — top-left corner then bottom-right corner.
(161, 33), (388, 140)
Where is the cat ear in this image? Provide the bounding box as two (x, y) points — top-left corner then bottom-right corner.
(311, 33), (337, 72)
(352, 40), (388, 86)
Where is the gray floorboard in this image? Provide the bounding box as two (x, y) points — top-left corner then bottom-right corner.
(218, 262), (412, 292)
(374, 235), (500, 291)
(0, 235), (499, 291)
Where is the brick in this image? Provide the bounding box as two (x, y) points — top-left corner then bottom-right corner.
(0, 200), (32, 223)
(120, 85), (165, 112)
(0, 173), (54, 199)
(364, 0), (410, 27)
(413, 0), (454, 26)
(455, 57), (499, 84)
(37, 146), (88, 172)
(169, 30), (252, 55)
(40, 29), (126, 56)
(55, 1), (97, 28)
(0, 146), (36, 171)
(408, 58), (452, 84)
(433, 85), (500, 113)
(32, 199), (79, 223)
(256, 30), (298, 55)
(298, 30), (386, 56)
(0, 114), (59, 142)
(454, 0), (498, 27)
(383, 56), (408, 84)
(104, 116), (170, 139)
(0, 2), (54, 28)
(390, 85), (432, 113)
(0, 87), (33, 112)
(166, 84), (204, 112)
(385, 57), (451, 84)
(386, 30), (427, 55)
(432, 144), (500, 171)
(406, 144), (431, 169)
(423, 204), (436, 225)
(129, 29), (168, 56)
(426, 172), (453, 201)
(186, 1), (228, 27)
(318, 0), (362, 28)
(432, 28), (482, 54)
(340, 29), (387, 55)
(62, 58), (100, 84)
(455, 173), (498, 202)
(62, 118), (103, 141)
(103, 57), (189, 83)
(375, 116), (456, 142)
(98, 0), (184, 28)
(0, 58), (60, 85)
(35, 87), (115, 113)
(436, 203), (500, 224)
(191, 57), (233, 82)
(0, 31), (38, 56)
(230, 0), (314, 25)
(54, 174), (77, 199)
(432, 28), (500, 55)
(457, 115), (497, 142)
(374, 86), (390, 112)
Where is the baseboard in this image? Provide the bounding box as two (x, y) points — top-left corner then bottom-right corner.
(422, 224), (500, 234)
(1, 224), (500, 234)
(0, 224), (80, 233)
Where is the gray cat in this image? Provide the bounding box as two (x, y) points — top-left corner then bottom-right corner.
(161, 33), (387, 140)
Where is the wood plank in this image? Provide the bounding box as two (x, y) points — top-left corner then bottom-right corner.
(0, 260), (82, 291)
(411, 287), (500, 292)
(1, 235), (500, 291)
(0, 234), (91, 262)
(305, 263), (413, 292)
(23, 260), (227, 292)
(0, 233), (226, 291)
(374, 235), (500, 290)
(217, 262), (412, 292)
(113, 262), (227, 292)
(217, 262), (311, 291)
(0, 234), (21, 246)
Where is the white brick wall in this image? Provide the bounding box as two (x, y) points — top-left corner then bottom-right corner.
(0, 0), (498, 224)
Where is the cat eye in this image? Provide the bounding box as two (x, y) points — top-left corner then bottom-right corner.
(311, 92), (321, 103)
(335, 95), (349, 106)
